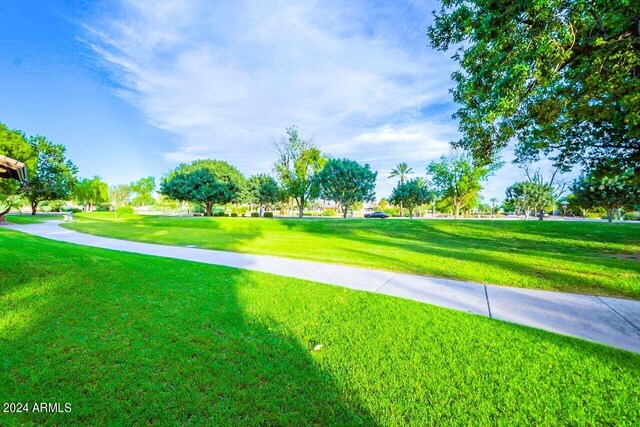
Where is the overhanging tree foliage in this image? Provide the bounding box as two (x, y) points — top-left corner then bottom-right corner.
(316, 158), (377, 218)
(389, 178), (432, 219)
(428, 1), (640, 170)
(274, 126), (326, 218)
(427, 153), (493, 219)
(160, 160), (244, 216)
(21, 136), (78, 215)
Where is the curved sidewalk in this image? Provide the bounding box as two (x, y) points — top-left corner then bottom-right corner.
(8, 221), (640, 354)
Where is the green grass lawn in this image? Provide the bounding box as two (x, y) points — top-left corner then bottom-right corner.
(1, 228), (639, 425)
(6, 214), (66, 224)
(63, 213), (640, 299)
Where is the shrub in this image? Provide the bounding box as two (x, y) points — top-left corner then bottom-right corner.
(69, 208), (82, 214)
(230, 212), (238, 217)
(321, 209), (336, 217)
(623, 212), (640, 221)
(39, 205), (52, 213)
(264, 211), (274, 218)
(117, 206), (134, 216)
(383, 208), (400, 217)
(251, 212), (259, 218)
(213, 211), (226, 217)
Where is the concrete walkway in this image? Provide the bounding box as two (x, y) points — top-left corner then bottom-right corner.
(7, 221), (640, 354)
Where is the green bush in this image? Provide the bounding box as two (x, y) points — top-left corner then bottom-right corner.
(321, 209), (336, 217)
(213, 211), (226, 217)
(117, 206), (134, 216)
(251, 212), (259, 218)
(623, 212), (640, 221)
(383, 208), (400, 217)
(230, 213), (238, 217)
(39, 205), (52, 213)
(263, 211), (274, 218)
(69, 208), (83, 214)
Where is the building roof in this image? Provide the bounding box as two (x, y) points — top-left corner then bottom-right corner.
(0, 154), (26, 181)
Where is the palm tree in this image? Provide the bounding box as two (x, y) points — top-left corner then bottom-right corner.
(388, 162), (414, 184)
(389, 162), (414, 216)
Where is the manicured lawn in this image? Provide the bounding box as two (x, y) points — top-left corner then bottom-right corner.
(6, 214), (65, 224)
(1, 228), (639, 425)
(64, 213), (640, 299)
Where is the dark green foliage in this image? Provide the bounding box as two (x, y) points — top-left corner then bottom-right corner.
(251, 212), (260, 217)
(263, 211), (274, 218)
(231, 212), (238, 217)
(505, 181), (554, 220)
(570, 166), (639, 222)
(0, 123), (34, 217)
(21, 136), (78, 215)
(316, 158), (377, 218)
(389, 178), (432, 219)
(161, 160), (244, 216)
(428, 0), (640, 170)
(246, 174), (282, 208)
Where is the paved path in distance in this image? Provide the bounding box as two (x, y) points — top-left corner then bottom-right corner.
(8, 221), (640, 354)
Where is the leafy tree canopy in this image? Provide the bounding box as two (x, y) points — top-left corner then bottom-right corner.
(274, 126), (326, 218)
(389, 178), (432, 219)
(161, 159), (244, 216)
(73, 176), (109, 211)
(316, 158), (377, 218)
(505, 181), (554, 220)
(0, 123), (34, 217)
(427, 153), (494, 218)
(109, 184), (132, 218)
(428, 0), (640, 170)
(130, 176), (157, 207)
(570, 165), (639, 222)
(21, 136), (78, 215)
(246, 174), (282, 208)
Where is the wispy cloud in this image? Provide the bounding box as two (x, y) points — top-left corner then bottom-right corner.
(82, 0), (464, 196)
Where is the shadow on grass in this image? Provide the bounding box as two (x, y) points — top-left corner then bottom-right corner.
(0, 230), (375, 425)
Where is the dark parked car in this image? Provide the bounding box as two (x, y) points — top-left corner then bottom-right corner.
(364, 211), (389, 219)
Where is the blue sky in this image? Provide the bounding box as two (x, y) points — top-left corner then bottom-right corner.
(0, 0), (543, 200)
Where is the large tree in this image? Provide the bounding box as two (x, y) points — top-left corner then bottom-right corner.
(570, 166), (639, 222)
(505, 181), (554, 220)
(21, 136), (78, 215)
(160, 160), (244, 216)
(428, 1), (640, 170)
(389, 178), (432, 219)
(246, 174), (282, 211)
(274, 126), (326, 218)
(316, 158), (377, 218)
(0, 123), (34, 221)
(73, 176), (109, 212)
(427, 153), (493, 219)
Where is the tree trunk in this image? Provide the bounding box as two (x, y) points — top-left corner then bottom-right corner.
(31, 201), (38, 215)
(538, 209), (544, 221)
(0, 206), (10, 224)
(607, 209), (614, 223)
(454, 204), (460, 219)
(409, 209), (413, 219)
(342, 205), (349, 218)
(298, 202), (304, 218)
(206, 202), (213, 217)
(400, 201), (404, 217)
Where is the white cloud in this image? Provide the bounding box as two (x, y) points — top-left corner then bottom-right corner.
(83, 0), (462, 197)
